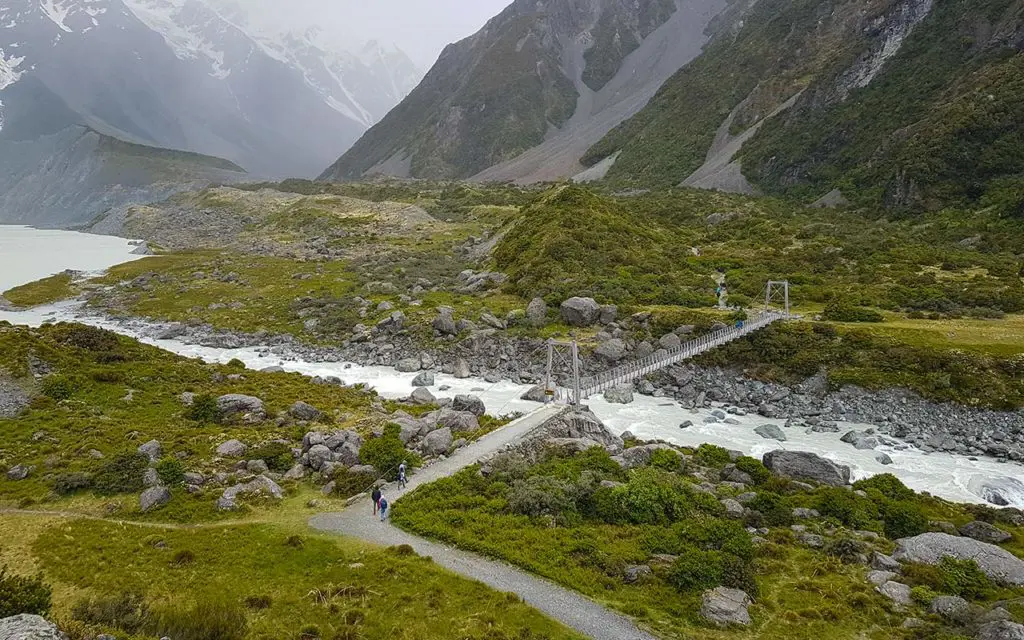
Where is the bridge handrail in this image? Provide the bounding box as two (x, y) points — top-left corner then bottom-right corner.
(575, 311), (788, 397)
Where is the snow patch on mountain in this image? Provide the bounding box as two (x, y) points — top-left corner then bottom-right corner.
(39, 0), (73, 32)
(0, 46), (26, 132)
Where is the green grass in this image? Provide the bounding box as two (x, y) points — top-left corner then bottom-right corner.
(2, 273), (76, 307)
(393, 446), (1024, 639)
(1, 516), (583, 640)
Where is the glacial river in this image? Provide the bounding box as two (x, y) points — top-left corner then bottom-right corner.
(2, 225), (1023, 507)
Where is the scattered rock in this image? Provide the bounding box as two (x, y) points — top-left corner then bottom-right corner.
(453, 358), (471, 379)
(140, 486), (171, 513)
(216, 394), (266, 423)
(867, 570), (897, 586)
(0, 614), (69, 640)
(754, 424), (786, 441)
(700, 587), (752, 626)
(928, 595), (971, 622)
(960, 521), (1012, 544)
(603, 385), (634, 404)
(5, 464), (31, 481)
(411, 371), (435, 387)
(410, 387), (436, 405)
(875, 453), (893, 465)
(623, 564), (652, 584)
(721, 499), (745, 519)
(452, 395), (485, 416)
(893, 533), (1024, 585)
(871, 551), (901, 572)
(762, 450), (850, 486)
(289, 401), (322, 422)
(595, 339), (627, 362)
(520, 385), (550, 403)
(526, 298), (547, 327)
(422, 427), (453, 456)
(137, 440), (162, 463)
(876, 581), (912, 606)
(976, 621), (1024, 640)
(395, 358), (421, 373)
(560, 297), (600, 326)
(216, 439), (247, 457)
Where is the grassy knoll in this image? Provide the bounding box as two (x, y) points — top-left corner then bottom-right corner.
(393, 444), (1024, 640)
(2, 272), (77, 308)
(0, 514), (582, 640)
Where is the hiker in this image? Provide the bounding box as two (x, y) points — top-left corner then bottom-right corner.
(378, 496), (389, 522)
(371, 486), (382, 515)
(398, 460), (407, 489)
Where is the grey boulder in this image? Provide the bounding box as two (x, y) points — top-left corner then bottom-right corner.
(526, 297), (547, 327)
(289, 401), (323, 422)
(5, 464), (32, 481)
(216, 439), (247, 457)
(893, 533), (1024, 585)
(437, 409), (480, 434)
(977, 621), (1024, 640)
(603, 385), (634, 404)
(410, 387), (437, 405)
(422, 427), (453, 456)
(216, 394), (266, 423)
(137, 439), (162, 463)
(700, 587), (752, 626)
(594, 339), (627, 362)
(876, 581), (912, 606)
(140, 486), (171, 513)
(560, 297), (600, 326)
(754, 424), (786, 441)
(762, 450), (851, 486)
(452, 395), (486, 416)
(0, 615), (68, 640)
(395, 358), (421, 373)
(960, 520), (1012, 544)
(411, 371), (435, 387)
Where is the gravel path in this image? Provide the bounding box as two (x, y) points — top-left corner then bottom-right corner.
(310, 404), (659, 640)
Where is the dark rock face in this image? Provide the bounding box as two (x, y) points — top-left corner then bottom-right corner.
(762, 450), (851, 486)
(959, 521), (1013, 544)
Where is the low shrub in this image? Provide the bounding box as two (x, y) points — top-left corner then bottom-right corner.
(748, 492), (793, 527)
(358, 424), (421, 480)
(243, 595), (272, 610)
(668, 547), (723, 592)
(299, 624), (322, 639)
(41, 375), (74, 401)
(734, 456), (771, 485)
(816, 488), (877, 529)
(879, 500), (929, 539)
(508, 476), (577, 520)
(50, 323), (121, 351)
(72, 591), (149, 633)
(910, 585), (938, 607)
(693, 444), (732, 468)
(171, 550), (196, 566)
(0, 567), (52, 617)
(156, 458), (186, 487)
(937, 557), (993, 599)
(187, 394), (220, 424)
(824, 537), (866, 564)
(93, 453), (149, 496)
(248, 442), (294, 473)
(853, 474), (916, 502)
(53, 472), (93, 496)
(649, 448), (682, 471)
(822, 299), (885, 323)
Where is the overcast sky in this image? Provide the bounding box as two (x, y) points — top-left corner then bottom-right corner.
(243, 0), (513, 67)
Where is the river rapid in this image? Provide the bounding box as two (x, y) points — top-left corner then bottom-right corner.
(2, 225), (1023, 508)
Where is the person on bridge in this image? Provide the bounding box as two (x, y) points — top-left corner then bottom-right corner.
(372, 486), (382, 515)
(378, 496), (389, 522)
(398, 461), (408, 489)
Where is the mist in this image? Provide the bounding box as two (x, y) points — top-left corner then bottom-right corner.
(240, 0), (513, 66)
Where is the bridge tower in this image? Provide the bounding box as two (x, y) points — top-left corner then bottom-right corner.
(545, 339), (582, 407)
(765, 280), (791, 316)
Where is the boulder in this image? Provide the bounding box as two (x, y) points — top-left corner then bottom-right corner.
(411, 371), (435, 387)
(246, 459), (269, 475)
(452, 395), (486, 416)
(142, 468), (160, 487)
(539, 410), (623, 455)
(307, 444), (333, 471)
(410, 387), (436, 405)
(616, 443), (675, 470)
(480, 312), (507, 330)
(700, 587), (752, 626)
(395, 358), (421, 373)
(453, 358), (471, 379)
(876, 581), (912, 606)
(216, 394), (266, 423)
(977, 621), (1024, 640)
(137, 439), (162, 463)
(754, 424), (786, 441)
(595, 339), (627, 362)
(599, 305), (618, 324)
(219, 475), (284, 511)
(560, 297), (600, 326)
(960, 521), (1012, 544)
(5, 464), (31, 481)
(0, 615), (68, 640)
(658, 333), (681, 350)
(871, 551), (901, 572)
(840, 430), (878, 450)
(526, 298), (547, 327)
(520, 385), (550, 403)
(422, 427), (453, 456)
(623, 564), (652, 584)
(432, 311), (457, 336)
(437, 409), (480, 434)
(928, 595), (971, 621)
(140, 486), (171, 513)
(603, 385), (634, 404)
(545, 438), (606, 455)
(721, 499), (745, 519)
(289, 401), (322, 422)
(216, 439), (247, 457)
(762, 450), (851, 486)
(875, 453), (893, 465)
(893, 533), (1024, 585)
(867, 570), (896, 586)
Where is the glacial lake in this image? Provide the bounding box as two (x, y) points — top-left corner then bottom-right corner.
(0, 225), (148, 294)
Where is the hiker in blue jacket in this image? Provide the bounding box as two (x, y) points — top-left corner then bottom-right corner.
(378, 496), (389, 522)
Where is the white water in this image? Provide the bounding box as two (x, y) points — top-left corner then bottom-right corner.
(0, 225), (149, 294)
(1, 227), (1022, 508)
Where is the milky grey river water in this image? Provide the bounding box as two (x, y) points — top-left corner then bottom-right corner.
(2, 225), (1022, 507)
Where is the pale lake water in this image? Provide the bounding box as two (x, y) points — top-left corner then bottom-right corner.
(0, 225), (148, 294)
(2, 225), (1023, 507)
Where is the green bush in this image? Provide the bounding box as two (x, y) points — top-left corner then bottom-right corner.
(508, 476), (578, 520)
(329, 467), (378, 498)
(53, 472), (93, 496)
(226, 359), (246, 370)
(93, 453), (149, 496)
(879, 500), (929, 539)
(693, 444), (732, 468)
(816, 488), (877, 529)
(187, 394), (220, 424)
(72, 591), (149, 633)
(748, 492), (794, 527)
(649, 448), (682, 471)
(243, 595), (272, 610)
(41, 375), (74, 400)
(734, 456), (771, 485)
(358, 424), (421, 480)
(853, 474), (916, 501)
(910, 585), (938, 607)
(248, 442), (294, 474)
(50, 323), (120, 351)
(152, 600), (247, 640)
(822, 299), (885, 323)
(668, 547), (724, 592)
(0, 567), (52, 617)
(155, 458), (186, 487)
(824, 537), (866, 564)
(937, 557), (993, 599)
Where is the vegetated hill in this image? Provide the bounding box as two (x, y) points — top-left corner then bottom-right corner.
(321, 0), (729, 183)
(583, 0), (1024, 211)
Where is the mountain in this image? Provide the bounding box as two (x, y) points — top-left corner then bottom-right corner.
(320, 0), (730, 183)
(0, 0), (421, 180)
(582, 0), (1024, 210)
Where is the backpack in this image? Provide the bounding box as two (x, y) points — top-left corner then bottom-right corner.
(379, 499), (388, 511)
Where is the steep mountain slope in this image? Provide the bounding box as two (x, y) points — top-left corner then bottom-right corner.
(0, 0), (419, 179)
(321, 0), (727, 183)
(583, 0), (1024, 210)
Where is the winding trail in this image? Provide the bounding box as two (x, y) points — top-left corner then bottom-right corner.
(310, 404), (660, 640)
